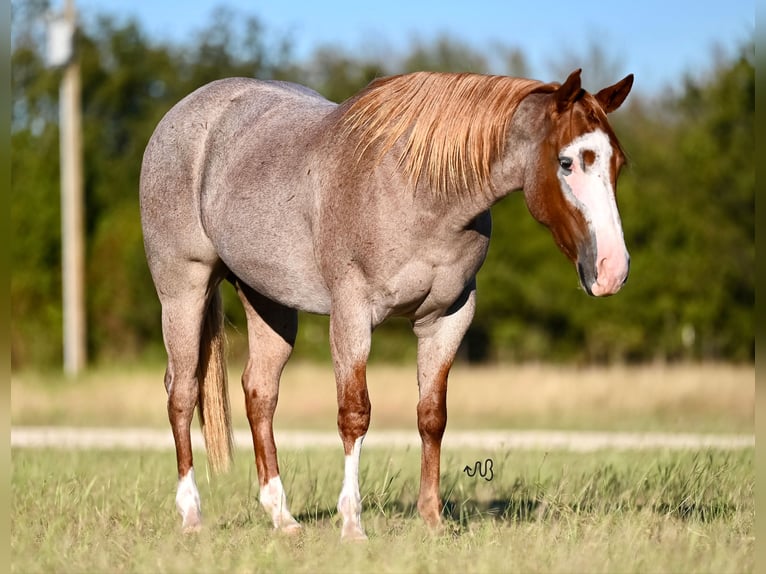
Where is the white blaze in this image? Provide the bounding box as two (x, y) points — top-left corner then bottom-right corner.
(558, 129), (629, 296)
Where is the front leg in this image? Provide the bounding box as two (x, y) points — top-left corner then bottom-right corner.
(330, 299), (372, 541)
(413, 284), (477, 528)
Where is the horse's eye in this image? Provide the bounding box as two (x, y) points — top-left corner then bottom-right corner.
(559, 156), (573, 172)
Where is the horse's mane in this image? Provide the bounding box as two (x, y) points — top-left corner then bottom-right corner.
(340, 72), (553, 197)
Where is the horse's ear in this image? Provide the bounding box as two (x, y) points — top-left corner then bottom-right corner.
(595, 74), (634, 113)
(555, 68), (583, 113)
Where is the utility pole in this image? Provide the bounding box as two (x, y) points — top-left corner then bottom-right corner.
(48, 0), (86, 376)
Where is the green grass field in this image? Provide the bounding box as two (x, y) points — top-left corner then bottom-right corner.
(11, 363), (755, 573)
(12, 447), (753, 574)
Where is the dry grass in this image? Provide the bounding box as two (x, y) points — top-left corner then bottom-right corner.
(11, 362), (753, 433)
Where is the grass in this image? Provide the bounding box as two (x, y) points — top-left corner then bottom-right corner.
(11, 362), (755, 572)
(11, 362), (755, 433)
(11, 446), (754, 574)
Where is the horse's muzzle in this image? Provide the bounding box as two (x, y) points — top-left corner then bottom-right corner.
(581, 252), (630, 297)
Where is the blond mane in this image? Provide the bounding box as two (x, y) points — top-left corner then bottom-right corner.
(340, 72), (550, 197)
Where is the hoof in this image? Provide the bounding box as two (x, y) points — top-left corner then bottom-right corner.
(418, 500), (443, 530)
(279, 522), (303, 536)
(426, 520), (446, 536)
(341, 524), (368, 542)
(180, 509), (202, 534)
(181, 519), (202, 534)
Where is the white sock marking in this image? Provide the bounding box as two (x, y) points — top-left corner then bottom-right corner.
(175, 468), (201, 525)
(338, 435), (366, 538)
(260, 475), (300, 530)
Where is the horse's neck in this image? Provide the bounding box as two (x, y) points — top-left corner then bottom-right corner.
(321, 95), (544, 226)
(484, 95), (549, 210)
(424, 98), (548, 221)
(420, 141), (530, 226)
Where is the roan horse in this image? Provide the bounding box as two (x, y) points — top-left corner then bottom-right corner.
(140, 68), (633, 540)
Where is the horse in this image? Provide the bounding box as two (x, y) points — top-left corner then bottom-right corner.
(139, 68), (633, 540)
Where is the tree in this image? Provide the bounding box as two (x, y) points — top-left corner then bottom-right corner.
(401, 35), (488, 74)
(469, 41), (754, 363)
(10, 2), (753, 367)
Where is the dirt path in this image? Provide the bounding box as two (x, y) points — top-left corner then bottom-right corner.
(11, 426), (754, 452)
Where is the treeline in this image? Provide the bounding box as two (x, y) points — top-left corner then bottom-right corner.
(11, 4), (754, 367)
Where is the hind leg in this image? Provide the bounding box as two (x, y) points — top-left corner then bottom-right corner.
(159, 262), (219, 532)
(235, 280), (301, 532)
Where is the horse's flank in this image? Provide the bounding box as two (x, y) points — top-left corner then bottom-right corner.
(339, 72), (554, 198)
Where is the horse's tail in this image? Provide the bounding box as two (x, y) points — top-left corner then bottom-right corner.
(197, 287), (234, 473)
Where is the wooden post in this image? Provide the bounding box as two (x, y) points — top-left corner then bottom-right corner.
(58, 0), (86, 375)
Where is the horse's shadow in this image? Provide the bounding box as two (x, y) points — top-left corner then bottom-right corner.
(442, 497), (544, 524)
(290, 495), (735, 530)
(290, 496), (545, 530)
(221, 493), (733, 535)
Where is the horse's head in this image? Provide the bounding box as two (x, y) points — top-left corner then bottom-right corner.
(523, 69), (633, 297)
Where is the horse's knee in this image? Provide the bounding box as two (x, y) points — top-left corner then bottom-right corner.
(241, 361), (280, 418)
(243, 387), (278, 423)
(167, 375), (198, 422)
(337, 388), (371, 450)
(338, 399), (371, 432)
(417, 397), (447, 442)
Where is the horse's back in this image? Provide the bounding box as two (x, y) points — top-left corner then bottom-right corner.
(140, 78), (336, 312)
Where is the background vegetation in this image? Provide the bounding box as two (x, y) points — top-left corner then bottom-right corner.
(11, 363), (755, 434)
(11, 2), (754, 368)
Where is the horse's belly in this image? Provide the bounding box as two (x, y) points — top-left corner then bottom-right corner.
(210, 213), (332, 314)
(226, 253), (332, 315)
(370, 254), (484, 324)
(203, 178), (332, 313)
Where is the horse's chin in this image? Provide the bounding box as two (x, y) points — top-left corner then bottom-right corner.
(578, 262), (629, 297)
(589, 280), (621, 297)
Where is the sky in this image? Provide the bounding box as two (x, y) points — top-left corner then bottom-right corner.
(69, 0), (753, 95)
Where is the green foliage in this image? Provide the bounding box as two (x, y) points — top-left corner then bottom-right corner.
(10, 4), (753, 367)
(401, 35), (489, 73)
